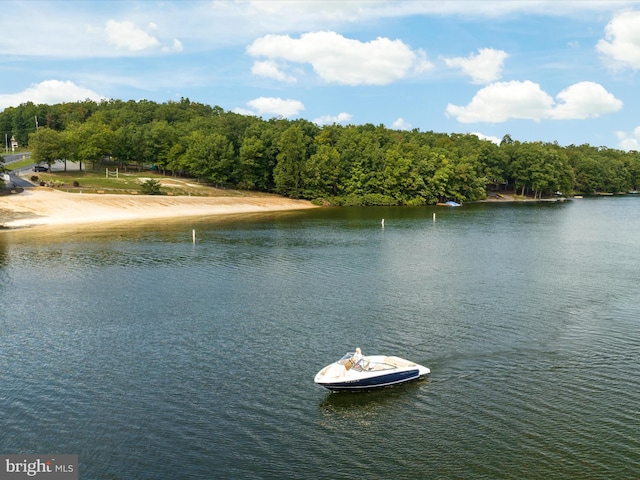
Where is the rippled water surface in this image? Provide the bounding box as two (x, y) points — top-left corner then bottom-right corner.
(1, 198), (639, 479)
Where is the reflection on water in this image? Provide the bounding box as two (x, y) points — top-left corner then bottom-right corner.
(319, 379), (428, 414)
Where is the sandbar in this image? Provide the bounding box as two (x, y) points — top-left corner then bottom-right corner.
(0, 188), (317, 229)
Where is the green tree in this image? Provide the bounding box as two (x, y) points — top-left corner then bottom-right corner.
(28, 127), (66, 167)
(335, 126), (365, 195)
(380, 142), (424, 204)
(64, 117), (112, 171)
(302, 143), (341, 198)
(206, 133), (235, 185)
(143, 120), (176, 174)
(183, 131), (234, 184)
(274, 126), (306, 197)
(450, 156), (488, 202)
(112, 123), (144, 168)
(238, 136), (266, 190)
(182, 131), (213, 181)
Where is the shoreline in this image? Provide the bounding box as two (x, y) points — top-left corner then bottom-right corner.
(468, 193), (570, 204)
(0, 189), (576, 230)
(0, 188), (317, 230)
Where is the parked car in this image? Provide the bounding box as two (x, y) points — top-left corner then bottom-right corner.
(33, 165), (49, 172)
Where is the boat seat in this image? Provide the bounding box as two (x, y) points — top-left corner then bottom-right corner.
(384, 356), (416, 368)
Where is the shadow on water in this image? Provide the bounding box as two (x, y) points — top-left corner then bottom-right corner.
(318, 378), (429, 414)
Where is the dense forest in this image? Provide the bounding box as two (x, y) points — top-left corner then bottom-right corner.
(1, 98), (639, 205)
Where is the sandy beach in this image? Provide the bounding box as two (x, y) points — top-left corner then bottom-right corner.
(0, 186), (570, 230)
(0, 188), (317, 229)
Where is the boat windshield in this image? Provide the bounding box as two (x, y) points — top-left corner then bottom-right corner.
(337, 352), (369, 371)
(337, 352), (355, 365)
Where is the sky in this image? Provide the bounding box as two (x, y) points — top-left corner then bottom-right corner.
(1, 0), (640, 150)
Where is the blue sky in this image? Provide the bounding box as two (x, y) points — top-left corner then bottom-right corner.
(1, 1), (640, 150)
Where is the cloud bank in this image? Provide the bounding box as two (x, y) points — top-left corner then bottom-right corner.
(247, 31), (432, 85)
(443, 48), (509, 84)
(446, 81), (622, 123)
(0, 80), (104, 111)
(616, 126), (640, 151)
(313, 112), (353, 125)
(234, 97), (305, 118)
(597, 11), (640, 71)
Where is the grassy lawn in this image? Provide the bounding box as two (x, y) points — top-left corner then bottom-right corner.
(2, 156), (271, 197)
(4, 157), (34, 171)
(23, 168), (268, 198)
(26, 169), (214, 196)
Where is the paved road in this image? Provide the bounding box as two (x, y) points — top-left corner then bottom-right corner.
(3, 153), (84, 188)
(2, 152), (34, 188)
(2, 152), (31, 163)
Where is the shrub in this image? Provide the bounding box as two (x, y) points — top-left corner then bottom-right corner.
(405, 196), (427, 206)
(140, 179), (162, 195)
(361, 193), (398, 206)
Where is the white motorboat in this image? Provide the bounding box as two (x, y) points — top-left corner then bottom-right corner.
(314, 351), (430, 392)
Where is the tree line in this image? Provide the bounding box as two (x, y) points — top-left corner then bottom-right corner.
(1, 98), (639, 204)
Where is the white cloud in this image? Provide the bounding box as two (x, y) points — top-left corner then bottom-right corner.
(0, 80), (104, 111)
(616, 126), (640, 151)
(392, 117), (412, 130)
(446, 80), (554, 123)
(443, 48), (509, 84)
(162, 39), (184, 53)
(313, 112), (353, 125)
(214, 1), (640, 32)
(232, 107), (256, 117)
(105, 20), (161, 51)
(472, 132), (502, 144)
(446, 80), (622, 123)
(551, 82), (623, 119)
(0, 3), (184, 58)
(597, 11), (640, 71)
(247, 31), (432, 85)
(244, 97), (305, 117)
(1, 1), (636, 59)
(251, 60), (297, 83)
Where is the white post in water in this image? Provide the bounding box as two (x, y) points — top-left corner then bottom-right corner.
(433, 213), (436, 223)
(381, 219), (384, 228)
(192, 229), (196, 244)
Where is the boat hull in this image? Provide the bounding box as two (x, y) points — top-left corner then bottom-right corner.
(319, 368), (422, 392)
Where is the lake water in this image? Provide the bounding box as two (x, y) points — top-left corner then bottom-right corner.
(1, 197), (639, 479)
